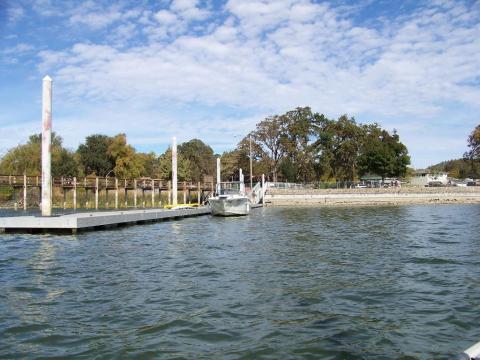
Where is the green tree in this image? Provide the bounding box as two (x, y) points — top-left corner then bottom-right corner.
(312, 115), (364, 181)
(358, 126), (410, 180)
(157, 148), (192, 181)
(279, 107), (316, 182)
(220, 150), (241, 181)
(77, 134), (115, 176)
(0, 133), (78, 176)
(178, 139), (215, 181)
(250, 115), (285, 181)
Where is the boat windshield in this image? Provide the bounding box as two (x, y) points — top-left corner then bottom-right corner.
(217, 181), (243, 195)
(219, 188), (241, 195)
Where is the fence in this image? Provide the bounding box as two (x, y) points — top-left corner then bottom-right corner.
(0, 174), (215, 210)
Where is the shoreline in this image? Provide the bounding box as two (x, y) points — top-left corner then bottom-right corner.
(264, 187), (480, 206)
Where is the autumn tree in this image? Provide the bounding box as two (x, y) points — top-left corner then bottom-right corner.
(107, 134), (145, 179)
(464, 125), (480, 161)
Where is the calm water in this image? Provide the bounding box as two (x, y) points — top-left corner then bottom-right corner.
(1, 205), (480, 359)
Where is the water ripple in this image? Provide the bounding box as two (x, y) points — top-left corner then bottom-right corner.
(1, 205), (480, 359)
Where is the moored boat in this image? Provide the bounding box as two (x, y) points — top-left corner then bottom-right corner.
(209, 159), (251, 216)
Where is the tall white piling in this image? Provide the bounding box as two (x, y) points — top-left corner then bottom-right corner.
(239, 168), (245, 194)
(23, 173), (27, 211)
(41, 75), (52, 216)
(216, 157), (221, 194)
(172, 137), (178, 206)
(261, 174), (265, 206)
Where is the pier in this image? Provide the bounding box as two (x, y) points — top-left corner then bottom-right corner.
(0, 175), (214, 210)
(0, 206), (211, 234)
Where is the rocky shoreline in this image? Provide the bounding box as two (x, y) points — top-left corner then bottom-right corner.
(264, 187), (480, 206)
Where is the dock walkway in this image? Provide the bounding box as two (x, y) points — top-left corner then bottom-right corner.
(0, 206), (211, 234)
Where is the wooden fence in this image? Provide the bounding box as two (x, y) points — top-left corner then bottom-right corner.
(0, 175), (215, 210)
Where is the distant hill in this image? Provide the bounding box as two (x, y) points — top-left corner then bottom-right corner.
(428, 158), (480, 179)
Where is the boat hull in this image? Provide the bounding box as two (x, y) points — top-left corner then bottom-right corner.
(209, 197), (250, 216)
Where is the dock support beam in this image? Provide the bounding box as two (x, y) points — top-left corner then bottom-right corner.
(23, 174), (27, 211)
(183, 181), (187, 204)
(197, 182), (201, 204)
(95, 177), (99, 210)
(151, 179), (155, 208)
(73, 177), (77, 210)
(41, 75), (53, 216)
(168, 181), (171, 205)
(134, 179), (137, 208)
(172, 136), (178, 206)
(115, 178), (119, 209)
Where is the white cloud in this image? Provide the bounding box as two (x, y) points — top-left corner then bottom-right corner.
(7, 4), (24, 23)
(25, 0), (480, 166)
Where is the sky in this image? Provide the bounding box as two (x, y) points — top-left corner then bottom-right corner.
(0, 0), (479, 168)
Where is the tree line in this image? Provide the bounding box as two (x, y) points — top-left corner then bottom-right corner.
(224, 107), (411, 183)
(428, 124), (480, 179)
(1, 106), (477, 182)
(0, 133), (217, 182)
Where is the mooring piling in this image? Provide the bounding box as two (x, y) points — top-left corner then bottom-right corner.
(172, 137), (178, 206)
(41, 75), (53, 216)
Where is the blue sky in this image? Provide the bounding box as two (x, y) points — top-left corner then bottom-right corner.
(1, 0), (479, 168)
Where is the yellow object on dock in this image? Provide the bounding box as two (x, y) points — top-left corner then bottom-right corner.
(164, 203), (200, 209)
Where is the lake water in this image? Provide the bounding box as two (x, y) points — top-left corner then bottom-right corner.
(1, 205), (480, 359)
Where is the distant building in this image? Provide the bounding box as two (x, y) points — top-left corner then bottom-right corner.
(410, 170), (448, 186)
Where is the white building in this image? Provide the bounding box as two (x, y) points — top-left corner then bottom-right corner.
(410, 170), (449, 186)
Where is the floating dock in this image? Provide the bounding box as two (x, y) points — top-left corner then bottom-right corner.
(0, 206), (211, 234)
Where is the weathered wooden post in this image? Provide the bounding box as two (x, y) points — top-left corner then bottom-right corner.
(85, 178), (89, 208)
(41, 75), (52, 216)
(197, 182), (201, 205)
(142, 179), (146, 208)
(105, 179), (109, 208)
(133, 179), (137, 208)
(115, 178), (119, 209)
(23, 173), (27, 211)
(151, 179), (155, 208)
(95, 177), (99, 210)
(61, 177), (65, 210)
(123, 179), (128, 209)
(73, 177), (77, 210)
(158, 181), (162, 207)
(13, 187), (18, 211)
(172, 136), (178, 206)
